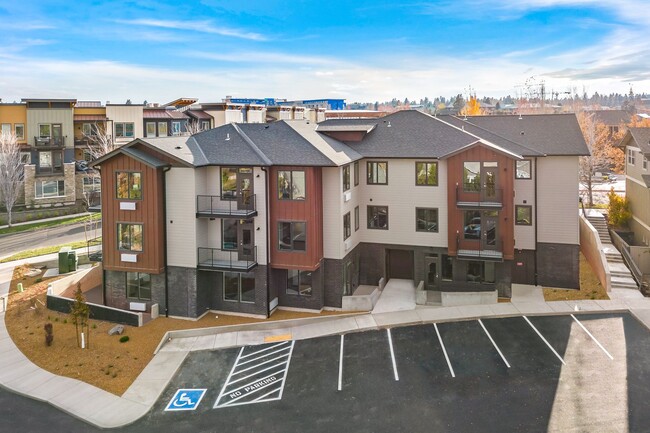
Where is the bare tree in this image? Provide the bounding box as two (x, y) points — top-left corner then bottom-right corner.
(184, 120), (206, 136)
(82, 124), (112, 252)
(0, 131), (23, 227)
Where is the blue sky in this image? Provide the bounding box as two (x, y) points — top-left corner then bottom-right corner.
(0, 0), (648, 103)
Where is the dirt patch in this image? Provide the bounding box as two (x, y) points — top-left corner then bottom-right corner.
(5, 265), (351, 396)
(543, 253), (609, 301)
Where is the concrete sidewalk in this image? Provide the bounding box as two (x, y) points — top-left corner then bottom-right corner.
(2, 251), (650, 429)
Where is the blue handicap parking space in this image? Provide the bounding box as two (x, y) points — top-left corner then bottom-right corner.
(164, 389), (207, 411)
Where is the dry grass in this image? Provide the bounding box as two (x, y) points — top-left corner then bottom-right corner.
(5, 265), (349, 396)
(543, 252), (609, 301)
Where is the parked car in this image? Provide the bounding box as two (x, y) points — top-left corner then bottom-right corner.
(464, 217), (481, 239)
(88, 251), (102, 262)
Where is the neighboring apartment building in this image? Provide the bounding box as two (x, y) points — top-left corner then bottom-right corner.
(619, 128), (650, 245)
(92, 110), (588, 319)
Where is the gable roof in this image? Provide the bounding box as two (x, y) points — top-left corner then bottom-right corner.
(286, 120), (363, 166)
(620, 127), (650, 154)
(587, 109), (631, 126)
(91, 144), (170, 169)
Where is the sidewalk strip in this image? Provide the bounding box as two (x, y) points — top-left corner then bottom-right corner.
(338, 334), (344, 391)
(478, 319), (511, 368)
(386, 329), (399, 381)
(523, 316), (566, 366)
(434, 323), (455, 378)
(571, 314), (614, 360)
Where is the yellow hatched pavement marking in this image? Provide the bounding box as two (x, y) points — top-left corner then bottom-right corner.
(264, 334), (292, 343)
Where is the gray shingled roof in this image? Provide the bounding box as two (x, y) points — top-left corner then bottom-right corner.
(588, 110), (631, 126)
(626, 128), (650, 154)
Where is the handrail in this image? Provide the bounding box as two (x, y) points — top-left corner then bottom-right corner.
(197, 246), (257, 270)
(456, 183), (503, 206)
(196, 194), (256, 216)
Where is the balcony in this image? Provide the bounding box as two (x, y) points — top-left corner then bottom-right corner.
(196, 194), (257, 218)
(33, 136), (65, 148)
(36, 165), (64, 176)
(456, 234), (503, 261)
(456, 184), (503, 209)
(197, 247), (257, 271)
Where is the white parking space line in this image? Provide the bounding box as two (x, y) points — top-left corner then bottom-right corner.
(237, 345), (292, 366)
(523, 316), (566, 366)
(239, 341), (290, 359)
(386, 329), (399, 381)
(338, 335), (344, 391)
(214, 346), (245, 407)
(277, 341), (295, 400)
(478, 319), (511, 368)
(434, 323), (455, 378)
(570, 314), (614, 360)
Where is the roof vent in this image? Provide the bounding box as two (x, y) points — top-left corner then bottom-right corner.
(462, 125), (465, 131)
(225, 133), (230, 141)
(264, 125), (269, 129)
(520, 131), (525, 135)
(387, 121), (392, 128)
(518, 114), (523, 120)
(175, 146), (182, 150)
(463, 115), (468, 121)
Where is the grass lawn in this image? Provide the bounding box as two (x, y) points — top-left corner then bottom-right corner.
(543, 252), (609, 301)
(0, 214), (97, 236)
(0, 239), (102, 264)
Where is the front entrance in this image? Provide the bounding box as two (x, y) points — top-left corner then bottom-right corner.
(238, 219), (255, 261)
(424, 256), (438, 290)
(236, 168), (254, 211)
(387, 249), (414, 280)
(482, 211), (499, 251)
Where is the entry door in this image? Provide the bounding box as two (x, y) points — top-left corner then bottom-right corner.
(481, 162), (498, 201)
(238, 219), (255, 261)
(237, 168), (254, 211)
(424, 256), (438, 291)
(52, 124), (62, 145)
(482, 212), (498, 251)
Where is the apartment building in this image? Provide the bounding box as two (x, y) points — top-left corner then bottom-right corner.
(619, 128), (650, 244)
(92, 110), (588, 319)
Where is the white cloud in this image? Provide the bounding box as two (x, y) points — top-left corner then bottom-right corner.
(185, 51), (341, 66)
(114, 19), (268, 41)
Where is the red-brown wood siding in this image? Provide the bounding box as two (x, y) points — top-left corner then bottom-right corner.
(446, 145), (515, 260)
(100, 153), (165, 273)
(269, 166), (324, 270)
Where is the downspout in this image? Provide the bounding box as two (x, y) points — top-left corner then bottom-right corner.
(95, 165), (107, 307)
(261, 166), (271, 318)
(163, 165), (171, 317)
(534, 158), (539, 286)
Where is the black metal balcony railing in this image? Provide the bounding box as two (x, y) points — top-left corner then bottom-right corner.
(197, 247), (257, 271)
(34, 136), (65, 147)
(196, 194), (257, 218)
(456, 184), (503, 208)
(456, 233), (504, 261)
(36, 165), (64, 175)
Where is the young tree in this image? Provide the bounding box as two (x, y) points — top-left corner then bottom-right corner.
(0, 131), (23, 227)
(69, 285), (90, 349)
(459, 95), (483, 116)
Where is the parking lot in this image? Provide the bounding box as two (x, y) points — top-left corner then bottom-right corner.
(124, 312), (650, 432)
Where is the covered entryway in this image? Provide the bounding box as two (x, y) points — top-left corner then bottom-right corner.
(386, 249), (414, 280)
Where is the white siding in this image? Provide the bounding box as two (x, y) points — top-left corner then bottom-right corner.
(105, 105), (144, 144)
(253, 166), (268, 265)
(626, 146), (646, 181)
(514, 158), (536, 250)
(322, 167), (344, 259)
(537, 156), (579, 245)
(166, 168), (197, 267)
(26, 108), (74, 148)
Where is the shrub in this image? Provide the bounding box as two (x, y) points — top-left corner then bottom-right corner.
(44, 323), (53, 346)
(607, 188), (632, 227)
(119, 335), (129, 343)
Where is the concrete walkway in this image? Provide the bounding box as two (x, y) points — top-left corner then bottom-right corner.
(371, 279), (416, 313)
(2, 253), (650, 428)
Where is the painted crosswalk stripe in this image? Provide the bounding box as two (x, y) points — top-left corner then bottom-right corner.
(570, 314), (614, 360)
(523, 316), (566, 365)
(434, 323), (455, 378)
(214, 341), (295, 409)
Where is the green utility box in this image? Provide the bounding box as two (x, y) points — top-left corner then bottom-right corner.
(58, 247), (77, 274)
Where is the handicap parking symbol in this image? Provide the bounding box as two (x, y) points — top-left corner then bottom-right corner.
(165, 389), (207, 411)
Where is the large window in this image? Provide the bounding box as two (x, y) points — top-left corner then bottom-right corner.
(127, 272), (151, 300)
(1, 124), (10, 134)
(278, 170), (306, 200)
(628, 149), (636, 165)
(464, 210), (481, 239)
(287, 270), (312, 297)
(343, 212), (351, 240)
(343, 165), (351, 192)
(515, 205), (532, 225)
(367, 205), (388, 230)
(35, 180), (64, 198)
(115, 122), (135, 138)
(221, 167), (237, 199)
(278, 221), (306, 251)
(14, 124), (24, 140)
(146, 122), (156, 137)
(354, 206), (360, 231)
(416, 208), (438, 232)
(463, 162), (480, 191)
(116, 172), (142, 199)
(158, 122), (168, 137)
(172, 122), (181, 136)
(39, 124), (51, 138)
(516, 160), (532, 179)
(223, 272), (255, 303)
(354, 161), (359, 186)
(367, 161), (388, 185)
(222, 219), (238, 250)
(416, 162), (438, 186)
(466, 261), (495, 284)
(82, 176), (101, 193)
(118, 223), (143, 251)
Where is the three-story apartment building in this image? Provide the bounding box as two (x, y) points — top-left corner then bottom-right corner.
(92, 111), (588, 318)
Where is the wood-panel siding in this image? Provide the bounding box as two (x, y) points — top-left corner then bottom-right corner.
(269, 166), (323, 270)
(101, 153), (165, 273)
(446, 145), (515, 259)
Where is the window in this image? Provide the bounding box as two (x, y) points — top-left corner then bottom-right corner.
(278, 221), (306, 251)
(115, 122), (135, 138)
(342, 165), (351, 192)
(354, 161), (359, 186)
(82, 123), (93, 137)
(463, 162), (480, 191)
(20, 152), (31, 164)
(416, 208), (438, 232)
(221, 167), (237, 199)
(464, 210), (481, 239)
(223, 272), (255, 303)
(14, 124), (24, 140)
(82, 176), (101, 193)
(201, 120), (210, 130)
(515, 205), (532, 225)
(116, 172), (142, 199)
(127, 272), (151, 300)
(416, 162), (438, 186)
(628, 148), (636, 165)
(516, 160), (532, 179)
(146, 122), (156, 137)
(39, 151), (52, 168)
(1, 124), (10, 134)
(287, 269), (312, 296)
(172, 122), (181, 136)
(466, 261), (495, 284)
(354, 206), (359, 231)
(278, 170), (306, 200)
(83, 149), (93, 162)
(367, 205), (388, 230)
(38, 124), (51, 138)
(367, 161), (388, 185)
(35, 180), (64, 198)
(222, 219), (238, 250)
(158, 122), (168, 137)
(117, 223), (143, 251)
(343, 212), (351, 240)
(441, 255), (453, 281)
(644, 156), (648, 170)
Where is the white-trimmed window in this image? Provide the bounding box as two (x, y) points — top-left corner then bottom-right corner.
(516, 160), (532, 179)
(36, 180), (65, 198)
(115, 122), (134, 138)
(146, 122), (156, 137)
(1, 123), (10, 134)
(14, 124), (24, 140)
(158, 122), (168, 137)
(628, 148), (636, 165)
(343, 165), (351, 192)
(172, 122), (181, 136)
(83, 176), (101, 193)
